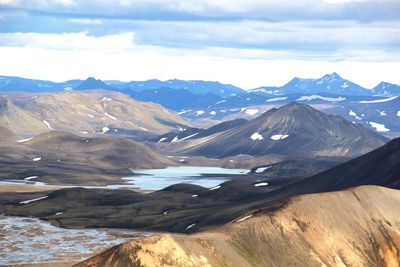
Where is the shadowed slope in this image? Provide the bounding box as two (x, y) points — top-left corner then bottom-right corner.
(173, 103), (387, 158)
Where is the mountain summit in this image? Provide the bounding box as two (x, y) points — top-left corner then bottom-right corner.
(178, 102), (387, 158)
(281, 73), (369, 95)
(77, 77), (113, 90)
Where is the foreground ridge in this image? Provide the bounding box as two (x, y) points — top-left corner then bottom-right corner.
(76, 186), (400, 267)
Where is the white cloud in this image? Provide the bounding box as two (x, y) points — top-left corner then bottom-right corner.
(68, 18), (103, 25)
(0, 32), (135, 51)
(1, 0), (398, 22)
(0, 0), (18, 4)
(54, 0), (76, 6)
(0, 31), (399, 89)
(323, 0), (367, 3)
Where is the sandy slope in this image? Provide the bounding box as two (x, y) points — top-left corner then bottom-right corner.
(76, 186), (400, 267)
(1, 90), (186, 137)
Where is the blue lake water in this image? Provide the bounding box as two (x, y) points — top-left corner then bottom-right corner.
(0, 166), (249, 191)
(122, 166), (249, 190)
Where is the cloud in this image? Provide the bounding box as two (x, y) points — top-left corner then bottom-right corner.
(1, 0), (399, 22)
(0, 30), (398, 62)
(0, 32), (135, 51)
(0, 44), (399, 89)
(68, 18), (102, 25)
(0, 31), (399, 89)
(0, 1), (398, 88)
(0, 0), (17, 4)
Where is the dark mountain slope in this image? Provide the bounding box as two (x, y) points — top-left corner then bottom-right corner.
(0, 131), (174, 185)
(76, 77), (114, 90)
(178, 102), (387, 158)
(3, 137), (400, 233)
(155, 118), (247, 143)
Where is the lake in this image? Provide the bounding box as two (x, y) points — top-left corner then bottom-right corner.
(123, 166), (249, 190)
(0, 166), (249, 191)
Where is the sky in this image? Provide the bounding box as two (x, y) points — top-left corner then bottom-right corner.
(0, 0), (399, 89)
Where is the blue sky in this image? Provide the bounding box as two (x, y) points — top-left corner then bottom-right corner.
(0, 0), (399, 88)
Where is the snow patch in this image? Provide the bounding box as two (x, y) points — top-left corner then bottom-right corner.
(177, 110), (190, 115)
(348, 110), (362, 120)
(17, 137), (33, 143)
(359, 96), (398, 104)
(216, 99), (226, 104)
(185, 223), (196, 230)
(100, 97), (112, 102)
(397, 111), (400, 117)
(236, 215), (252, 223)
(196, 110), (205, 116)
(171, 136), (179, 143)
(209, 185), (221, 191)
(245, 109), (259, 116)
(176, 125), (185, 132)
(209, 111), (216, 115)
(157, 137), (168, 143)
(43, 120), (54, 130)
(254, 166), (272, 173)
(271, 134), (289, 140)
(20, 196), (48, 205)
(250, 132), (263, 141)
(24, 176), (38, 181)
(297, 95), (346, 102)
(101, 127), (110, 134)
(32, 157), (42, 162)
(179, 133), (199, 141)
(104, 112), (117, 120)
(341, 82), (350, 88)
(192, 194), (198, 198)
(349, 110), (357, 117)
(369, 122), (389, 132)
(266, 97), (288, 102)
(254, 182), (269, 187)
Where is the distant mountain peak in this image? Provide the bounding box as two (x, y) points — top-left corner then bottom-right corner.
(318, 72), (343, 84)
(77, 77), (112, 90)
(372, 81), (400, 96)
(323, 72), (341, 79)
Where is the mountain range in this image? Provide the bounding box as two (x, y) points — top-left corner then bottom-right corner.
(250, 72), (400, 96)
(2, 131), (400, 234)
(0, 90), (185, 138)
(1, 73), (399, 97)
(1, 73), (400, 266)
(2, 74), (399, 138)
(162, 103), (388, 158)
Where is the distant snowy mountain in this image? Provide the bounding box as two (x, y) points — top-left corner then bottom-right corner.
(77, 77), (114, 90)
(249, 73), (374, 96)
(0, 76), (60, 92)
(106, 79), (244, 97)
(170, 103), (387, 158)
(280, 73), (371, 96)
(372, 82), (400, 96)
